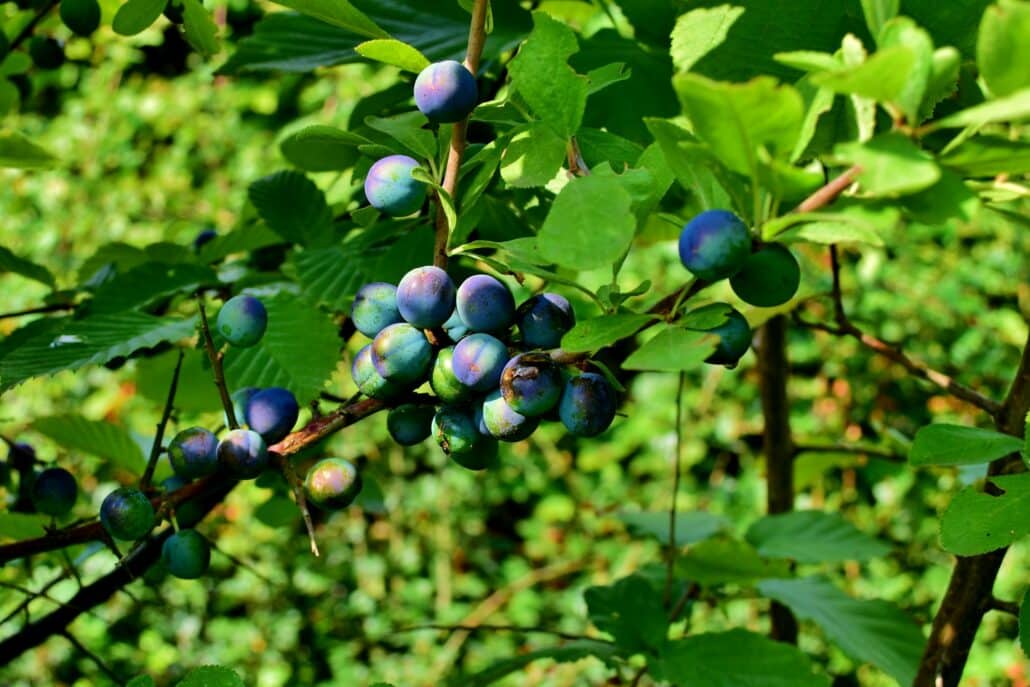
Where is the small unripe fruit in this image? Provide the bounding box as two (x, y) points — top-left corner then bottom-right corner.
(729, 243), (801, 307)
(304, 458), (362, 510)
(372, 323), (433, 384)
(101, 487), (155, 541)
(396, 266), (456, 329)
(162, 529), (210, 579)
(29, 37), (64, 70)
(414, 60), (479, 123)
(678, 209), (751, 282)
(387, 404), (435, 446)
(364, 155), (427, 216)
(60, 0), (101, 36)
(695, 306), (752, 367)
(352, 344), (406, 400)
(516, 293), (575, 349)
(351, 282), (403, 338)
(452, 333), (508, 392)
(432, 406), (497, 470)
(168, 427), (219, 479)
(30, 467), (77, 517)
(481, 389), (539, 442)
(430, 346), (472, 404)
(244, 387), (299, 444)
(456, 274), (515, 333)
(558, 372), (617, 438)
(217, 429), (269, 479)
(216, 295), (268, 347)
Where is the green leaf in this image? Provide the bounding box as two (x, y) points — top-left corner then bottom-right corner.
(652, 629), (831, 687)
(0, 512), (47, 540)
(112, 0), (166, 36)
(834, 132), (940, 196)
(774, 216), (885, 247)
(909, 424), (1022, 467)
(0, 314), (198, 391)
(89, 262), (218, 314)
(222, 292), (341, 404)
(197, 224), (284, 263)
(291, 245), (371, 313)
(280, 126), (367, 172)
(618, 510), (729, 546)
(136, 349), (221, 414)
(919, 47), (961, 121)
(537, 174), (635, 271)
(677, 537), (790, 586)
(34, 415), (146, 474)
(270, 0), (387, 37)
(978, 0), (1030, 97)
(1020, 588), (1030, 657)
(673, 74), (804, 177)
(454, 640), (617, 687)
(940, 473), (1030, 555)
(669, 4), (746, 74)
(746, 511), (890, 563)
(508, 12), (589, 138)
(860, 0), (899, 38)
(757, 577), (924, 685)
(176, 665), (245, 687)
(0, 131), (56, 169)
(941, 135), (1030, 177)
(877, 17), (933, 123)
(0, 246), (54, 287)
(932, 87), (1030, 129)
(560, 313), (654, 353)
(499, 123), (566, 188)
(181, 0), (220, 57)
(622, 325), (718, 372)
(365, 112), (436, 161)
(584, 574), (667, 655)
(248, 171), (334, 247)
(811, 45), (916, 104)
(126, 676), (156, 687)
(585, 62), (631, 95)
(644, 118), (736, 211)
(255, 493), (300, 527)
(355, 38), (429, 73)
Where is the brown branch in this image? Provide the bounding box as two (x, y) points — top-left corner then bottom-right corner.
(276, 452), (320, 557)
(10, 0), (59, 51)
(61, 630), (124, 683)
(196, 295), (238, 429)
(792, 165), (861, 213)
(140, 349), (183, 490)
(566, 136), (590, 177)
(432, 0), (490, 268)
(988, 597), (1020, 616)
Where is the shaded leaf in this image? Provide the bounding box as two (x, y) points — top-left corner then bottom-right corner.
(909, 424), (1021, 467)
(940, 473), (1030, 555)
(618, 510), (729, 546)
(34, 415), (146, 474)
(746, 510), (890, 563)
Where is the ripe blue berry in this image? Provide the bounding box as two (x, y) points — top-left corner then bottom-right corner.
(168, 427), (219, 479)
(452, 333), (508, 392)
(101, 487), (155, 540)
(396, 266), (456, 329)
(162, 529), (210, 579)
(678, 209), (751, 282)
(558, 372), (617, 438)
(456, 274), (515, 333)
(216, 294), (268, 347)
(516, 293), (575, 349)
(217, 429), (269, 479)
(364, 155), (427, 216)
(304, 457), (362, 510)
(694, 305), (751, 367)
(31, 467), (77, 517)
(244, 387), (300, 444)
(351, 282), (403, 338)
(414, 60), (478, 123)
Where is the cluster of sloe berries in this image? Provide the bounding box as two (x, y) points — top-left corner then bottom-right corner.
(364, 59), (479, 217)
(675, 209), (803, 367)
(350, 266), (617, 469)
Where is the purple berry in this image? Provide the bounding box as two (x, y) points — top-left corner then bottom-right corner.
(364, 155), (427, 216)
(558, 372), (617, 438)
(500, 352), (562, 416)
(678, 209), (751, 282)
(456, 274), (515, 333)
(414, 60), (478, 124)
(30, 467), (77, 517)
(217, 429), (269, 479)
(304, 458), (362, 510)
(516, 293), (575, 349)
(244, 387), (300, 444)
(168, 427), (219, 479)
(396, 266), (456, 329)
(452, 333), (508, 392)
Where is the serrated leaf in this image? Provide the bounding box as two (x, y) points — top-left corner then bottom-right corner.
(746, 511), (890, 563)
(291, 245), (371, 313)
(757, 577), (923, 685)
(940, 473), (1030, 555)
(136, 349), (222, 414)
(538, 174), (635, 271)
(0, 512), (47, 540)
(560, 313), (654, 353)
(355, 38), (429, 73)
(811, 45), (916, 104)
(508, 12), (588, 138)
(931, 87), (1030, 129)
(940, 136), (1030, 177)
(0, 245), (54, 287)
(271, 0), (386, 37)
(909, 424), (1022, 467)
(222, 292), (341, 404)
(248, 171), (334, 247)
(677, 537), (791, 586)
(280, 126), (368, 172)
(584, 574), (667, 655)
(618, 510), (729, 547)
(0, 313), (198, 391)
(622, 325), (719, 372)
(0, 131), (56, 169)
(669, 4), (745, 74)
(182, 0), (220, 57)
(454, 640), (616, 687)
(834, 132), (940, 196)
(198, 224), (284, 264)
(364, 112), (436, 160)
(978, 0), (1030, 98)
(89, 262), (217, 314)
(112, 0), (166, 36)
(176, 665), (245, 687)
(652, 629), (831, 687)
(34, 415), (146, 474)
